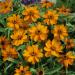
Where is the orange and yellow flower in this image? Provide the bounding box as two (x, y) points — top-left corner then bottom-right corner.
(64, 38), (75, 49)
(56, 6), (70, 15)
(52, 25), (68, 40)
(11, 29), (28, 46)
(58, 51), (75, 68)
(44, 39), (63, 57)
(22, 6), (40, 22)
(14, 66), (32, 75)
(0, 0), (12, 14)
(7, 14), (23, 30)
(28, 23), (48, 41)
(2, 46), (18, 61)
(41, 0), (54, 8)
(43, 10), (59, 25)
(0, 36), (9, 50)
(23, 45), (43, 64)
(37, 67), (45, 75)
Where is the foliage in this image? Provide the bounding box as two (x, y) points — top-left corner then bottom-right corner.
(0, 0), (75, 75)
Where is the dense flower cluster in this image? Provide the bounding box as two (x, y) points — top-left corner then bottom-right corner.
(0, 0), (75, 75)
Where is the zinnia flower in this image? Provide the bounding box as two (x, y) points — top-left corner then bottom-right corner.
(28, 23), (48, 41)
(2, 46), (18, 61)
(52, 25), (68, 40)
(14, 66), (32, 75)
(56, 5), (70, 15)
(7, 14), (23, 30)
(0, 0), (12, 14)
(23, 45), (43, 64)
(37, 67), (45, 75)
(43, 10), (59, 25)
(22, 6), (40, 22)
(44, 39), (63, 57)
(11, 29), (28, 46)
(0, 36), (9, 50)
(41, 0), (54, 8)
(58, 51), (75, 68)
(64, 38), (75, 49)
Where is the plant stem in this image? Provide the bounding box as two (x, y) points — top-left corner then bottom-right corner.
(65, 68), (68, 75)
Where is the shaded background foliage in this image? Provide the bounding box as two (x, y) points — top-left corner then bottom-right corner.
(56, 0), (75, 12)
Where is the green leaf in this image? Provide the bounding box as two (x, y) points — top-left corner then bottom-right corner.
(30, 68), (37, 73)
(0, 28), (5, 32)
(18, 52), (26, 66)
(4, 63), (13, 73)
(0, 61), (3, 66)
(28, 40), (34, 46)
(45, 65), (63, 75)
(68, 71), (75, 75)
(30, 68), (37, 75)
(4, 28), (12, 39)
(17, 44), (26, 51)
(0, 72), (2, 75)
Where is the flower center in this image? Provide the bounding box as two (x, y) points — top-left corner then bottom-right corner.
(36, 30), (41, 34)
(48, 15), (53, 19)
(21, 70), (26, 75)
(67, 41), (71, 45)
(1, 41), (5, 45)
(29, 12), (34, 16)
(18, 35), (22, 40)
(57, 30), (62, 34)
(4, 5), (8, 8)
(51, 46), (55, 51)
(13, 20), (17, 24)
(62, 9), (67, 12)
(7, 53), (13, 58)
(38, 70), (43, 75)
(31, 52), (36, 56)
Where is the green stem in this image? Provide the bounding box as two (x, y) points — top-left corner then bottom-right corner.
(65, 68), (68, 75)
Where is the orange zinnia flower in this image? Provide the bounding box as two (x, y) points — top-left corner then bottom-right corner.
(14, 66), (32, 75)
(0, 0), (12, 14)
(41, 0), (54, 8)
(28, 23), (48, 41)
(2, 46), (18, 61)
(43, 10), (59, 25)
(7, 14), (23, 30)
(23, 45), (43, 64)
(58, 51), (75, 68)
(22, 6), (40, 22)
(52, 25), (68, 40)
(0, 36), (9, 50)
(44, 39), (63, 57)
(56, 6), (70, 15)
(11, 29), (28, 46)
(37, 67), (45, 75)
(64, 38), (75, 49)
